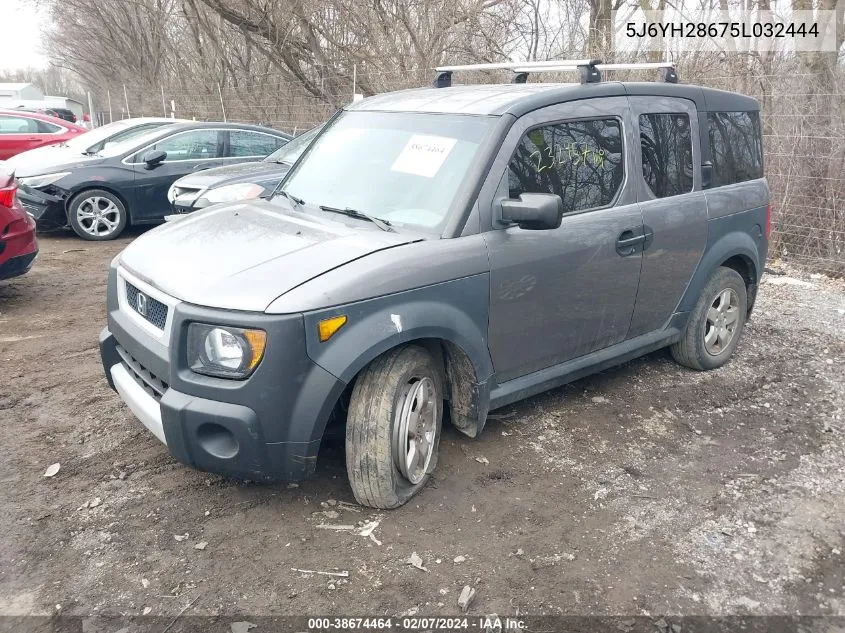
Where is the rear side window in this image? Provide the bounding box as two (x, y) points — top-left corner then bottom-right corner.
(228, 130), (286, 157)
(508, 118), (624, 213)
(0, 116), (39, 134)
(708, 111), (763, 186)
(639, 113), (693, 198)
(35, 119), (62, 133)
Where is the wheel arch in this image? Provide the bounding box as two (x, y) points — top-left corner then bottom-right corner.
(678, 229), (762, 315)
(65, 185), (132, 225)
(303, 276), (495, 440)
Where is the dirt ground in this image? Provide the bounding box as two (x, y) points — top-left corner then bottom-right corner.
(1, 231), (844, 622)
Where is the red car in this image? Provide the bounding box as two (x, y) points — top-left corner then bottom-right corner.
(0, 109), (86, 160)
(0, 164), (38, 280)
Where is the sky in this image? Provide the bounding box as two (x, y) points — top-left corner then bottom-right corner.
(1, 0), (49, 71)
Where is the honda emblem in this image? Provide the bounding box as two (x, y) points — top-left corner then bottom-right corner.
(136, 292), (148, 317)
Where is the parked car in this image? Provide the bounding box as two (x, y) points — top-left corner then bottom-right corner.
(168, 124), (323, 214)
(6, 117), (182, 172)
(13, 105), (61, 119)
(0, 164), (38, 280)
(47, 107), (78, 124)
(14, 122), (291, 240)
(0, 109), (86, 160)
(99, 62), (769, 509)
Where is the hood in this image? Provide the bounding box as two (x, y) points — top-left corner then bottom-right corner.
(174, 160), (289, 191)
(10, 152), (105, 178)
(118, 200), (421, 312)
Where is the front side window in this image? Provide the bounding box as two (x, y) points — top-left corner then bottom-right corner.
(228, 130), (286, 157)
(0, 116), (39, 134)
(708, 111), (763, 187)
(639, 113), (693, 198)
(508, 118), (624, 212)
(282, 111), (494, 230)
(152, 130), (220, 161)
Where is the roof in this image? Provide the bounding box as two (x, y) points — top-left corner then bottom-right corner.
(132, 121), (292, 143)
(0, 82), (37, 92)
(0, 108), (82, 127)
(348, 81), (759, 116)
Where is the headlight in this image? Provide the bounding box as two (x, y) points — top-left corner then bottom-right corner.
(187, 323), (267, 379)
(194, 183), (264, 208)
(18, 172), (70, 189)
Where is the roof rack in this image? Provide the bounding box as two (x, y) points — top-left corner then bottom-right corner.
(433, 60), (678, 87)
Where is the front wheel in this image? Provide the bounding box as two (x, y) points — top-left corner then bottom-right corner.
(345, 345), (443, 509)
(671, 266), (748, 370)
(68, 189), (128, 240)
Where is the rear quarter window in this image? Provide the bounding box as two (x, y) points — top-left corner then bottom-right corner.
(708, 111), (763, 187)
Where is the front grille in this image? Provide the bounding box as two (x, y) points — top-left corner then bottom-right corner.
(115, 344), (168, 401)
(125, 282), (168, 330)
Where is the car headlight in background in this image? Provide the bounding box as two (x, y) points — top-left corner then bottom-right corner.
(194, 183), (264, 208)
(187, 323), (267, 379)
(18, 172), (70, 189)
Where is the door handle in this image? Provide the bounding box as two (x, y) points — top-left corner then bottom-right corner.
(616, 229), (646, 256)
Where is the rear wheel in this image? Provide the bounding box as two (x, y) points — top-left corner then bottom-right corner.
(671, 266), (747, 370)
(68, 189), (128, 240)
(345, 345), (443, 509)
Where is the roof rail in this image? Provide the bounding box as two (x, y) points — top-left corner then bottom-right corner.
(433, 60), (678, 87)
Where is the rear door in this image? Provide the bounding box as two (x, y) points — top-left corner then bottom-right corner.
(483, 97), (645, 382)
(626, 97), (708, 337)
(0, 114), (62, 159)
(128, 128), (227, 221)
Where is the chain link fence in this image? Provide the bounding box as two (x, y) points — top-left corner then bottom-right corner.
(91, 64), (844, 277)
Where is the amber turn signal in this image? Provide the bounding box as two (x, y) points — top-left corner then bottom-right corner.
(318, 315), (347, 342)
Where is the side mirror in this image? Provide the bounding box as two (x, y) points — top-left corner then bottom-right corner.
(143, 149), (167, 168)
(500, 193), (564, 230)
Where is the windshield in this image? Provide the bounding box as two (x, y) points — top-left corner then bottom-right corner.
(264, 125), (323, 164)
(281, 111), (494, 230)
(97, 127), (173, 158)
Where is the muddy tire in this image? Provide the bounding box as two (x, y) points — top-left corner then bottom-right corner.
(68, 189), (128, 240)
(671, 266), (748, 371)
(345, 345), (443, 509)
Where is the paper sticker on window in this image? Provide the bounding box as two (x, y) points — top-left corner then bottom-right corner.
(391, 134), (457, 178)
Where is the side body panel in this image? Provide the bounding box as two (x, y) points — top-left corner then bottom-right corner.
(678, 181), (769, 314)
(302, 274), (494, 390)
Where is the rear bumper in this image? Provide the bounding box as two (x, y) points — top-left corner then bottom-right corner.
(0, 211), (38, 279)
(0, 249), (38, 280)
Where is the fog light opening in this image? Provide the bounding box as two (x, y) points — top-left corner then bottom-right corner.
(196, 423), (239, 460)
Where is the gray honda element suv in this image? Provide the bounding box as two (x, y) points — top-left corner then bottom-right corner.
(100, 63), (769, 509)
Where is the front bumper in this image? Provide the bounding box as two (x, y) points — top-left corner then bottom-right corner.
(99, 271), (346, 481)
(17, 185), (67, 230)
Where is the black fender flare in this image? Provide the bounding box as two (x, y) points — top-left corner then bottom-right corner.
(677, 229), (761, 314)
(303, 275), (495, 438)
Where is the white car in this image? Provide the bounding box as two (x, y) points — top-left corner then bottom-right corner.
(5, 117), (185, 171)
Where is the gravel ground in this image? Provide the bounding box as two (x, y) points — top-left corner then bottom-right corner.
(1, 232), (843, 621)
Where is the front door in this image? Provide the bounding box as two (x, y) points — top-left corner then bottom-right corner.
(484, 97), (645, 383)
(129, 128), (226, 221)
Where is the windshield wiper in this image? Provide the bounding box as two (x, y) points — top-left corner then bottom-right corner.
(276, 190), (305, 209)
(319, 205), (395, 232)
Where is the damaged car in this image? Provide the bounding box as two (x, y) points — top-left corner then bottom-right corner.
(99, 61), (769, 509)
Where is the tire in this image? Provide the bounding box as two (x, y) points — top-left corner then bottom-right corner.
(671, 266), (748, 371)
(345, 345), (443, 509)
(68, 189), (128, 240)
